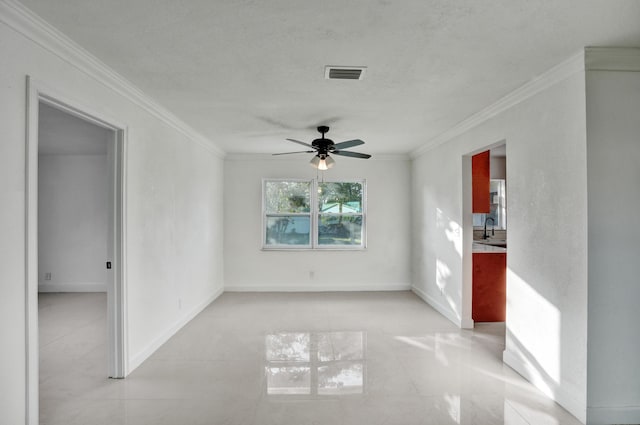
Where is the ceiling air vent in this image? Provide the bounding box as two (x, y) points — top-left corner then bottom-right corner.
(325, 66), (367, 80)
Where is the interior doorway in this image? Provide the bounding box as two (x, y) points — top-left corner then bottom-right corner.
(462, 141), (507, 329)
(25, 77), (126, 424)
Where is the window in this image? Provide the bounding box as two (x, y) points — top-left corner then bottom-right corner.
(472, 179), (506, 229)
(263, 179), (366, 249)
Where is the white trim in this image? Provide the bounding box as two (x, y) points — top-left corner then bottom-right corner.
(117, 125), (129, 377)
(587, 405), (640, 425)
(585, 47), (640, 72)
(0, 0), (224, 158)
(37, 282), (107, 292)
(24, 75), (39, 425)
(460, 317), (474, 329)
(461, 154), (475, 330)
(109, 125), (127, 378)
(25, 77), (128, 424)
(225, 153), (409, 161)
(411, 51), (586, 158)
(128, 287), (224, 372)
(503, 349), (586, 424)
(225, 283), (411, 292)
(411, 285), (467, 328)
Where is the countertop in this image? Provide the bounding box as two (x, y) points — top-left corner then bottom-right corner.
(473, 241), (507, 253)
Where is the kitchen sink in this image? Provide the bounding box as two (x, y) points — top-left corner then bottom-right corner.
(475, 239), (507, 248)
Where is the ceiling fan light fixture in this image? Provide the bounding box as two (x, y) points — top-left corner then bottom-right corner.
(310, 154), (335, 170)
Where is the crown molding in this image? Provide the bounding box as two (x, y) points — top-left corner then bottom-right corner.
(0, 0), (225, 158)
(411, 50), (586, 158)
(585, 47), (640, 72)
(224, 152), (410, 161)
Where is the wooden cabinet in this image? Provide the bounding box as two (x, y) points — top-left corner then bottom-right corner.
(472, 150), (490, 213)
(472, 252), (506, 322)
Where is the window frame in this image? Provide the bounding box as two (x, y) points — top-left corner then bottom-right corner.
(262, 178), (367, 251)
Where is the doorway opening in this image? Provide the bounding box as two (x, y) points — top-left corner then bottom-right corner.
(462, 141), (507, 330)
(25, 77), (126, 424)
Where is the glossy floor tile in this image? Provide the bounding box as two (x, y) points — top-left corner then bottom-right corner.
(39, 291), (582, 425)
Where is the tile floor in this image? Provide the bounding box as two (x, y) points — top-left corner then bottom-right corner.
(39, 291), (582, 425)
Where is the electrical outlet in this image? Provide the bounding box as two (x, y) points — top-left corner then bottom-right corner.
(178, 298), (182, 310)
(309, 270), (315, 279)
(44, 272), (52, 281)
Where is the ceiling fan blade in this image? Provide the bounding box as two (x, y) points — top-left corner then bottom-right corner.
(286, 138), (314, 149)
(332, 139), (364, 150)
(332, 150), (372, 159)
(272, 151), (315, 156)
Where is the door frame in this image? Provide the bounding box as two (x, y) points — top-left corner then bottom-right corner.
(462, 140), (506, 329)
(25, 76), (128, 424)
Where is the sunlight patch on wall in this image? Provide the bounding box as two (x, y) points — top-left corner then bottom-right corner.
(436, 208), (463, 257)
(436, 259), (451, 294)
(506, 268), (562, 387)
(436, 259), (463, 321)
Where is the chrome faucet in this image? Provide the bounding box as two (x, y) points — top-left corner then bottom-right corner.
(483, 217), (495, 239)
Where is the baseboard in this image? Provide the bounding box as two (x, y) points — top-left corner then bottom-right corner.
(224, 282), (411, 292)
(460, 317), (475, 329)
(503, 349), (586, 424)
(587, 405), (640, 425)
(38, 281), (107, 292)
(411, 285), (463, 327)
(128, 286), (224, 373)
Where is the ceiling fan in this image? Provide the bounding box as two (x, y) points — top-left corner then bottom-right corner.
(273, 126), (372, 170)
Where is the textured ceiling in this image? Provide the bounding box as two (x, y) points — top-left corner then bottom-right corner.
(19, 0), (640, 155)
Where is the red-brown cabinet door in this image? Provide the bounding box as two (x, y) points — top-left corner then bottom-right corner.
(472, 253), (506, 322)
(472, 150), (490, 213)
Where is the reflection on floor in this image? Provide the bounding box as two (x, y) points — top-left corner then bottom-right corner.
(39, 291), (582, 425)
(266, 331), (365, 396)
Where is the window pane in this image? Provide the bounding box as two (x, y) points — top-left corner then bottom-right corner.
(318, 182), (363, 213)
(266, 216), (310, 246)
(265, 181), (311, 213)
(318, 215), (362, 245)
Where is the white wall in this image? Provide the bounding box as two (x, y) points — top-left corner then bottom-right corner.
(38, 154), (108, 292)
(224, 156), (411, 291)
(411, 61), (589, 421)
(585, 54), (640, 424)
(490, 155), (506, 179)
(0, 5), (224, 423)
(126, 130), (224, 369)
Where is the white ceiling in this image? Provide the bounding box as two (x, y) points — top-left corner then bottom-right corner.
(39, 103), (111, 155)
(20, 0), (640, 155)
